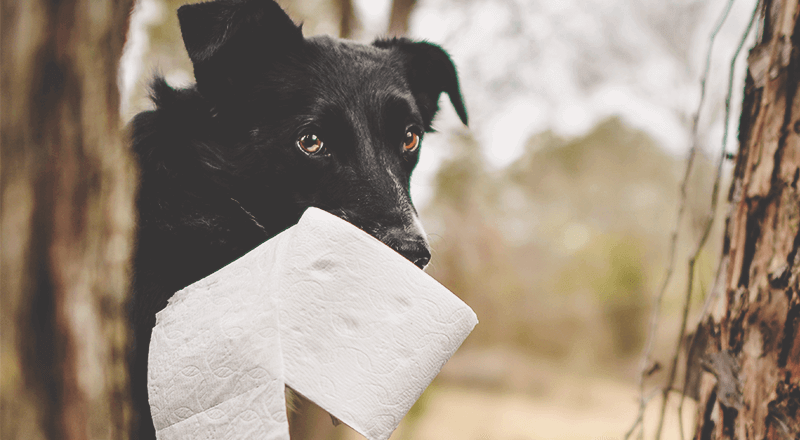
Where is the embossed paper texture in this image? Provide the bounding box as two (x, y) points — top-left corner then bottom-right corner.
(148, 208), (478, 440)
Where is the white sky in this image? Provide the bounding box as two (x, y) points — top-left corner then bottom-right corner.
(392, 0), (758, 206)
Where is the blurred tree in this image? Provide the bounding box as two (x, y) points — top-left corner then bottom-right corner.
(424, 119), (716, 362)
(388, 0), (418, 36)
(333, 0), (359, 38)
(427, 131), (526, 348)
(1, 1), (136, 439)
(690, 0), (800, 438)
(567, 234), (648, 357)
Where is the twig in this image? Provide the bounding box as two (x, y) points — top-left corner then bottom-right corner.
(624, 389), (661, 440)
(624, 2), (736, 439)
(671, 2), (762, 439)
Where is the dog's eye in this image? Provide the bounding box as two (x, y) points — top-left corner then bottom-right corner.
(403, 131), (420, 152)
(297, 134), (324, 154)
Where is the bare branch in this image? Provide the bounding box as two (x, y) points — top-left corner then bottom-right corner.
(670, 2), (762, 438)
(625, 1), (736, 438)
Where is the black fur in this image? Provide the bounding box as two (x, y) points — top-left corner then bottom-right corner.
(128, 0), (467, 438)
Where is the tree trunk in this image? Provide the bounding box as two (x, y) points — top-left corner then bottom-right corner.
(1, 1), (136, 439)
(334, 0), (359, 39)
(692, 0), (800, 438)
(387, 0), (417, 37)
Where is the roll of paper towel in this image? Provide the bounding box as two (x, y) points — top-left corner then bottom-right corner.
(148, 207), (478, 440)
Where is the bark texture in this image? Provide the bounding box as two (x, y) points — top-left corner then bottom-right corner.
(1, 1), (136, 439)
(692, 0), (800, 438)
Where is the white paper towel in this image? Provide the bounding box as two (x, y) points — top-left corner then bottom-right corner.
(148, 208), (478, 440)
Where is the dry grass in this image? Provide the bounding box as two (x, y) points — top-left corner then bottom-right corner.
(335, 348), (697, 440)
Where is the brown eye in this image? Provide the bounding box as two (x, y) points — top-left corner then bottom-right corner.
(297, 134), (324, 154)
(403, 131), (420, 152)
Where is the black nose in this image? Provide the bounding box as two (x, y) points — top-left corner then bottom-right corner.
(393, 239), (431, 269)
(349, 221), (432, 269)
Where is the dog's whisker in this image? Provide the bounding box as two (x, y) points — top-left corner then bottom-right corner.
(230, 197), (268, 234)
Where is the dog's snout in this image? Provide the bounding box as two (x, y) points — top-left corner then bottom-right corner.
(338, 214), (432, 269)
(397, 240), (431, 269)
(375, 225), (431, 269)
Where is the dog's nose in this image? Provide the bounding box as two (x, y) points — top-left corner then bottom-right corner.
(357, 222), (432, 269)
(392, 239), (431, 269)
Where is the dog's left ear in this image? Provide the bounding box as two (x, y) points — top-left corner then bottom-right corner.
(374, 38), (468, 128)
(178, 0), (304, 103)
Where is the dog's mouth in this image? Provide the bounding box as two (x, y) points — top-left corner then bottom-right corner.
(378, 234), (431, 269)
(329, 208), (431, 269)
(231, 200), (431, 269)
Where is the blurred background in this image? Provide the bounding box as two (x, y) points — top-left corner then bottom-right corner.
(120, 0), (759, 438)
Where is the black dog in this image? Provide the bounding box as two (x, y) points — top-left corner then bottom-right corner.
(128, 0), (467, 437)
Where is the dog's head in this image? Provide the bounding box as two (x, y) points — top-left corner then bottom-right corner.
(176, 0), (468, 268)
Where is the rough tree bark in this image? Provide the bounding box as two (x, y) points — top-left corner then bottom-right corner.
(1, 1), (136, 439)
(691, 0), (800, 438)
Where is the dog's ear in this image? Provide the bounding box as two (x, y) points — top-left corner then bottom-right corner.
(374, 38), (468, 128)
(177, 0), (303, 101)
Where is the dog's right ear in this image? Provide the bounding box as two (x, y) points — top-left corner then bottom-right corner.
(178, 0), (303, 102)
(373, 38), (468, 129)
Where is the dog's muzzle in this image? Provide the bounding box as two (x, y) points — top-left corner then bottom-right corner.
(329, 209), (431, 269)
(379, 227), (431, 269)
